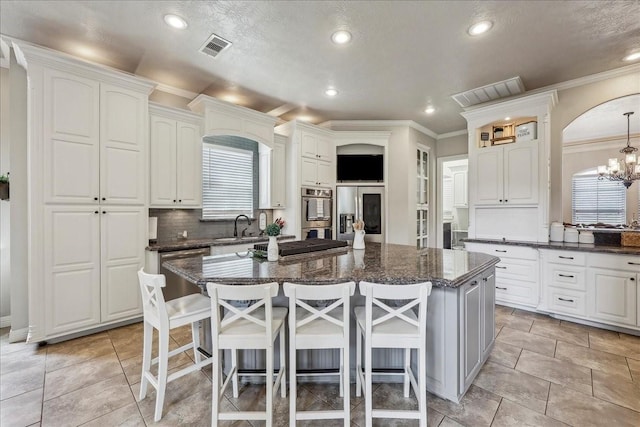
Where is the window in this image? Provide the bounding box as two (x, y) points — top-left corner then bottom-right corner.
(572, 169), (626, 224)
(416, 146), (429, 248)
(202, 142), (255, 219)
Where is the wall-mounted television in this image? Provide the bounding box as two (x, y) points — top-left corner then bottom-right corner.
(336, 154), (384, 182)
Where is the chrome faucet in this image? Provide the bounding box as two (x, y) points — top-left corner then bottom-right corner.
(233, 214), (252, 237)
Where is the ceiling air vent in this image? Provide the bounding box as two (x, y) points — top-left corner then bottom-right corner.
(200, 33), (232, 58)
(451, 76), (525, 108)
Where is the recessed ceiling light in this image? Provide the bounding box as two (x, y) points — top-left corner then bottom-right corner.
(505, 116), (511, 120)
(623, 52), (640, 62)
(425, 106), (436, 114)
(331, 30), (352, 45)
(325, 88), (338, 97)
(468, 20), (493, 36)
(164, 14), (188, 29)
(297, 116), (312, 122)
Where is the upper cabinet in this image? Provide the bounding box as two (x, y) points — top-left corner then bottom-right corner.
(462, 91), (557, 242)
(452, 168), (468, 208)
(259, 134), (287, 209)
(44, 70), (147, 205)
(149, 104), (203, 208)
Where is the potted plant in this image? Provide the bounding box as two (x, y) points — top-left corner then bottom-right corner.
(0, 174), (8, 201)
(265, 222), (281, 261)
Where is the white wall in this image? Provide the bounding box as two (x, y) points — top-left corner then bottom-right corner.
(549, 71), (640, 222)
(437, 133), (468, 157)
(0, 67), (10, 324)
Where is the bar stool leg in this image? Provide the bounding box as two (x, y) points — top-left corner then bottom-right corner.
(211, 349), (220, 427)
(289, 330), (297, 426)
(355, 329), (362, 397)
(279, 325), (286, 398)
(419, 346), (427, 427)
(231, 349), (239, 398)
(339, 348), (344, 397)
(266, 346), (274, 427)
(154, 328), (170, 422)
(139, 321), (153, 400)
(404, 348), (411, 397)
(343, 334), (350, 427)
(191, 321), (202, 364)
(365, 339), (373, 427)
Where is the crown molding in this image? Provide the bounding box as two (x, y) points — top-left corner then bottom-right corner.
(322, 120), (438, 139)
(153, 83), (199, 101)
(437, 129), (467, 140)
(533, 63), (640, 94)
(149, 102), (202, 123)
(563, 133), (639, 154)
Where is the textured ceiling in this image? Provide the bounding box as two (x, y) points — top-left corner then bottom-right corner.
(1, 0), (639, 134)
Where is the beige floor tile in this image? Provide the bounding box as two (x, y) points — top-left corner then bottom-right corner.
(300, 382), (365, 410)
(559, 320), (620, 340)
(110, 328), (181, 362)
(513, 309), (560, 326)
(547, 383), (640, 427)
(41, 374), (134, 427)
(491, 398), (568, 427)
(529, 321), (589, 347)
(589, 333), (640, 360)
(628, 357), (640, 382)
(0, 346), (47, 375)
(80, 402), (145, 426)
(0, 328), (42, 357)
(515, 349), (592, 395)
(426, 384), (500, 426)
(495, 305), (514, 316)
(495, 314), (533, 332)
(592, 369), (640, 412)
(495, 327), (556, 357)
(119, 344), (193, 386)
(495, 324), (503, 338)
(0, 364), (45, 400)
(44, 352), (124, 401)
(106, 322), (144, 341)
(0, 388), (43, 427)
(487, 341), (522, 369)
(45, 333), (115, 372)
(439, 417), (465, 427)
(555, 341), (631, 379)
(132, 365), (211, 419)
(473, 361), (550, 414)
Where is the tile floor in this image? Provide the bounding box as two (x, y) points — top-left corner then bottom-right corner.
(1, 305), (639, 426)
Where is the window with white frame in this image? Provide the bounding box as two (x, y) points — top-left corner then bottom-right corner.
(416, 146), (429, 248)
(572, 168), (626, 224)
(202, 142), (255, 219)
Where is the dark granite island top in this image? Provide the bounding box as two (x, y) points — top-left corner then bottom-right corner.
(161, 242), (500, 288)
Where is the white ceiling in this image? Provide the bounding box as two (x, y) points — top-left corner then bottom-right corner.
(1, 0), (639, 135)
(563, 94), (640, 143)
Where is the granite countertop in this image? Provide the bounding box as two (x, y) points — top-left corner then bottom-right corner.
(464, 238), (640, 256)
(147, 234), (296, 252)
(161, 242), (500, 289)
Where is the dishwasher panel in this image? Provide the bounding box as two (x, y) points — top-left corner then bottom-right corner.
(159, 248), (209, 301)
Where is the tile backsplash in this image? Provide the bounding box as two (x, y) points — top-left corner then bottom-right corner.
(149, 208), (267, 242)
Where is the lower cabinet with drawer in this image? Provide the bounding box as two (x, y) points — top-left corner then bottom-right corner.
(541, 249), (639, 330)
(465, 242), (539, 308)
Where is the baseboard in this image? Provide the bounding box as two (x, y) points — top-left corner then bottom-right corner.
(9, 326), (29, 343)
(0, 315), (10, 328)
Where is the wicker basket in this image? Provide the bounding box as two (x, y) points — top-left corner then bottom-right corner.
(621, 232), (640, 247)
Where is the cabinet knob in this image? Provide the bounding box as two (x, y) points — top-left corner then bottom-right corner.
(470, 280), (478, 286)
(482, 277), (487, 282)
(101, 197), (106, 201)
(178, 199), (182, 203)
(94, 197), (98, 201)
(499, 199), (503, 202)
(102, 211), (106, 214)
(173, 200), (176, 203)
(94, 210), (99, 214)
(631, 277), (636, 281)
(504, 199), (508, 202)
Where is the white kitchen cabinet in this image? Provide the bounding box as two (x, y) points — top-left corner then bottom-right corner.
(259, 137), (286, 208)
(44, 205), (145, 335)
(464, 242), (539, 308)
(150, 105), (202, 207)
(588, 268), (637, 327)
(482, 272), (495, 357)
(460, 277), (482, 391)
(43, 70), (147, 205)
(301, 131), (332, 162)
(453, 170), (468, 207)
(474, 141), (538, 206)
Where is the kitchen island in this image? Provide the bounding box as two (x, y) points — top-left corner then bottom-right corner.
(163, 242), (499, 403)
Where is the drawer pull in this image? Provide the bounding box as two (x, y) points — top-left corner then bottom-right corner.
(558, 274), (574, 278)
(628, 262), (640, 266)
(470, 280), (478, 287)
(495, 250), (507, 253)
(558, 256), (574, 260)
(496, 286), (507, 290)
(558, 297), (574, 303)
(496, 266), (507, 269)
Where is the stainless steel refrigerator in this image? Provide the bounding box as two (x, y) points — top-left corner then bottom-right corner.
(336, 186), (385, 243)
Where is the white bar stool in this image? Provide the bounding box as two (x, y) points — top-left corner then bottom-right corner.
(206, 282), (287, 427)
(354, 281), (432, 427)
(283, 281), (356, 426)
(137, 269), (213, 422)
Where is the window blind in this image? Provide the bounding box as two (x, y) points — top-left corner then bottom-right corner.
(572, 172), (626, 224)
(202, 144), (254, 219)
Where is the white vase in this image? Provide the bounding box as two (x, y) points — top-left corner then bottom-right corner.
(267, 236), (279, 261)
(353, 229), (366, 250)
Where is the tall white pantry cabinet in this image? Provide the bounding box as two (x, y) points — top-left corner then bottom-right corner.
(20, 44), (155, 341)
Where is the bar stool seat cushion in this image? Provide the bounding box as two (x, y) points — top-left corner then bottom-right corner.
(294, 306), (345, 337)
(354, 306), (419, 337)
(165, 294), (211, 324)
(218, 307), (288, 341)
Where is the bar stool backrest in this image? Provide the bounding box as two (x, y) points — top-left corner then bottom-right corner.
(138, 269), (169, 330)
(358, 281), (432, 337)
(207, 282), (279, 346)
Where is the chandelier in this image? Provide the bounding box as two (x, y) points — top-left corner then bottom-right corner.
(598, 111), (639, 189)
